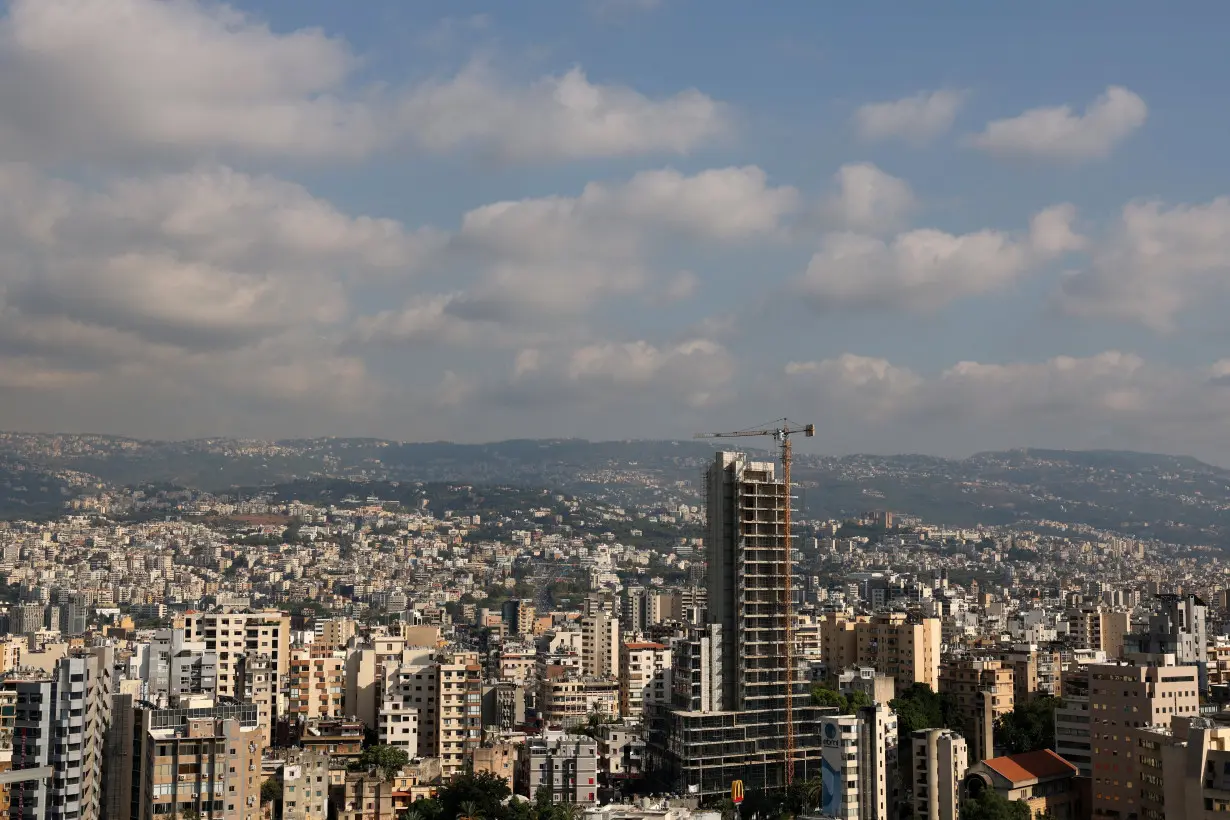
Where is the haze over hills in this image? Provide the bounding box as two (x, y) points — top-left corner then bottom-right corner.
(1, 432), (1230, 546)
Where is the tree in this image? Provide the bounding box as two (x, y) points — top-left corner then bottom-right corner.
(430, 771), (512, 820)
(260, 778), (281, 805)
(810, 686), (876, 715)
(960, 789), (1031, 820)
(995, 695), (1061, 755)
(458, 801), (483, 820)
(349, 745), (410, 781)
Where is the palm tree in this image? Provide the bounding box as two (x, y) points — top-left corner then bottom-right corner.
(804, 776), (825, 809)
(399, 810), (426, 820)
(458, 801), (483, 820)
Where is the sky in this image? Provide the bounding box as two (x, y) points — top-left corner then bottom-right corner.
(3, 0), (1230, 461)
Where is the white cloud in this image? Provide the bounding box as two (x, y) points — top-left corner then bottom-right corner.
(0, 0), (728, 164)
(505, 337), (736, 410)
(1058, 196), (1230, 330)
(969, 86), (1147, 161)
(0, 164), (431, 353)
(855, 90), (965, 143)
(782, 350), (1230, 458)
(446, 166), (796, 321)
(822, 162), (915, 234)
(797, 204), (1084, 312)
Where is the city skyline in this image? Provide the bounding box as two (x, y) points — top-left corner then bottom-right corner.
(3, 2), (1230, 461)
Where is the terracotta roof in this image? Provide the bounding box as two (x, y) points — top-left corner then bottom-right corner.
(983, 750), (1078, 785)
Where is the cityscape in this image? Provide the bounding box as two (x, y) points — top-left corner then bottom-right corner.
(0, 2), (1228, 820)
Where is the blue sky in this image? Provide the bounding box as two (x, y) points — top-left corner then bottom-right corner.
(2, 0), (1230, 461)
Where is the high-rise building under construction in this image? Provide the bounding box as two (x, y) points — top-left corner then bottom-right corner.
(649, 451), (827, 795)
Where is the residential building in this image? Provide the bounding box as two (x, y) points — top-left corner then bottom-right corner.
(517, 731), (599, 805)
(119, 700), (264, 820)
(1053, 667), (1092, 777)
(1088, 660), (1200, 819)
(964, 750), (1081, 820)
(6, 647), (113, 820)
(814, 705), (898, 820)
(911, 729), (967, 820)
(183, 610), (291, 700)
(581, 612), (621, 680)
(619, 642), (671, 718)
(279, 749), (330, 820)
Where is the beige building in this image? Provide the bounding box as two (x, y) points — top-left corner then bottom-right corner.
(280, 748), (331, 820)
(1089, 661), (1200, 819)
(618, 641), (671, 718)
(184, 609), (291, 698)
(820, 613), (867, 678)
(287, 647), (346, 721)
(938, 658), (1015, 748)
(122, 701), (265, 820)
(1131, 714), (1230, 819)
(436, 651), (482, 778)
(855, 612), (942, 692)
(581, 612), (620, 680)
(912, 728), (967, 820)
(1068, 606), (1129, 659)
(315, 618), (357, 652)
(540, 674), (619, 728)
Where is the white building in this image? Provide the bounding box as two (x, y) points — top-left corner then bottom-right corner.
(816, 705), (897, 820)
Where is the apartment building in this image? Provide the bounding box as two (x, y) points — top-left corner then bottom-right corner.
(517, 732), (599, 805)
(938, 658), (1015, 756)
(815, 705), (898, 820)
(122, 701), (265, 820)
(912, 729), (967, 820)
(1068, 607), (1129, 659)
(580, 613), (620, 680)
(279, 749), (330, 820)
(540, 675), (619, 728)
(183, 610), (290, 699)
(1053, 667), (1092, 777)
(856, 612), (942, 692)
(618, 642), (671, 718)
(286, 647), (345, 721)
(6, 647), (113, 820)
(235, 653), (276, 745)
(436, 652), (481, 778)
(1088, 661), (1200, 819)
(376, 664), (421, 754)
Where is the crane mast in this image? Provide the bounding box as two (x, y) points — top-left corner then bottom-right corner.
(695, 419), (814, 787)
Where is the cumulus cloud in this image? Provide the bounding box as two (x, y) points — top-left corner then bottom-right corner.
(503, 337), (736, 411)
(855, 90), (965, 143)
(1058, 196), (1230, 330)
(440, 166), (797, 321)
(0, 0), (728, 164)
(821, 162), (915, 234)
(968, 86), (1147, 161)
(0, 164), (431, 353)
(797, 203), (1084, 312)
(783, 350), (1230, 459)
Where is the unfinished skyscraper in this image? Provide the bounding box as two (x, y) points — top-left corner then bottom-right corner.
(649, 451), (826, 796)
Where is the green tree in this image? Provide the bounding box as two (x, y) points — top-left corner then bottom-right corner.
(995, 695), (1061, 754)
(458, 801), (483, 820)
(960, 788), (1031, 820)
(431, 771), (512, 820)
(348, 745), (410, 781)
(260, 778), (281, 805)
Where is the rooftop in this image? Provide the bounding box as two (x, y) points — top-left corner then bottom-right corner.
(982, 750), (1078, 785)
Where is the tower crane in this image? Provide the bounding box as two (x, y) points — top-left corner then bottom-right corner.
(695, 419), (814, 787)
